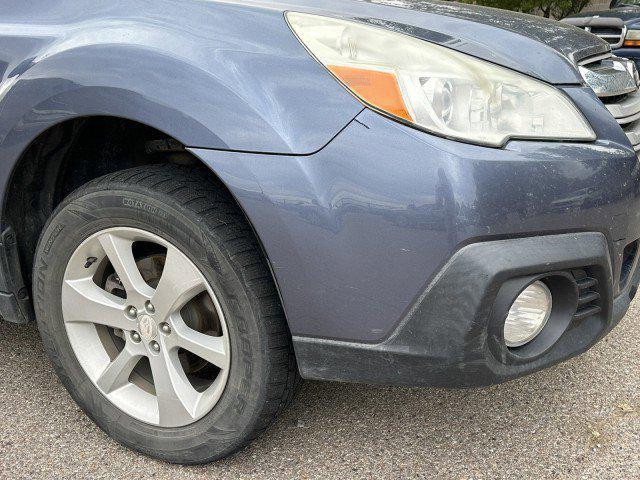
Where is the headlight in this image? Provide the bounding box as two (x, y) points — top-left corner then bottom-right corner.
(287, 12), (595, 147)
(624, 29), (640, 47)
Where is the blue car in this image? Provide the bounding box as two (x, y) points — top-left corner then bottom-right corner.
(1, 0), (639, 463)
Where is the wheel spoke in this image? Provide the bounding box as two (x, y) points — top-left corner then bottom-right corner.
(149, 350), (200, 427)
(96, 346), (142, 394)
(173, 317), (229, 370)
(62, 278), (131, 330)
(98, 232), (154, 301)
(152, 245), (206, 320)
(63, 226), (231, 427)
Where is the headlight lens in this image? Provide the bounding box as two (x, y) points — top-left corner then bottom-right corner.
(287, 12), (595, 147)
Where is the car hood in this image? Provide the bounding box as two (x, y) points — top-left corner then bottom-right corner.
(270, 0), (609, 84)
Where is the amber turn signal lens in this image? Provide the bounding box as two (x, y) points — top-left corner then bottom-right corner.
(624, 39), (640, 47)
(328, 66), (413, 122)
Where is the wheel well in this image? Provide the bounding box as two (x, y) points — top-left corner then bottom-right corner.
(3, 116), (225, 287)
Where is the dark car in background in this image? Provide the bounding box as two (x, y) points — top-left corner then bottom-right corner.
(564, 1), (640, 68)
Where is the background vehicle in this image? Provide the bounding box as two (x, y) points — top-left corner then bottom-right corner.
(1, 0), (639, 464)
(564, 0), (640, 68)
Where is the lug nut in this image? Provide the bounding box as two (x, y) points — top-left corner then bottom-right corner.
(131, 331), (141, 343)
(160, 323), (171, 334)
(145, 301), (155, 314)
(150, 341), (160, 352)
(126, 306), (138, 318)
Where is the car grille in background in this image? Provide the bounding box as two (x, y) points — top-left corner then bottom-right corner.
(579, 54), (640, 151)
(561, 17), (627, 49)
(582, 26), (626, 48)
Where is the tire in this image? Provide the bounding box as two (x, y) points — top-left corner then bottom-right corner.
(33, 164), (300, 464)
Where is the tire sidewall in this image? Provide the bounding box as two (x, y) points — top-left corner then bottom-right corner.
(34, 185), (271, 461)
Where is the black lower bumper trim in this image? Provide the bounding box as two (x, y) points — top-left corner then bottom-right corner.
(293, 232), (636, 388)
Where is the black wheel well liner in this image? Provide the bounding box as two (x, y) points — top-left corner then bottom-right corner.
(1, 116), (278, 306)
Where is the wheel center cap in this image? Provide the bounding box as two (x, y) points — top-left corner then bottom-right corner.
(138, 314), (157, 341)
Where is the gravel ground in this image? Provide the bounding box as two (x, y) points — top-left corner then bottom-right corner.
(0, 302), (638, 480)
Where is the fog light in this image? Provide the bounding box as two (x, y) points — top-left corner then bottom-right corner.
(503, 281), (552, 348)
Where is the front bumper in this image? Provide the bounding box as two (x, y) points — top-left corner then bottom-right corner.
(294, 232), (639, 387)
(191, 86), (640, 387)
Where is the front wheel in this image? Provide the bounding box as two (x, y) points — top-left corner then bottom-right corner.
(33, 164), (299, 463)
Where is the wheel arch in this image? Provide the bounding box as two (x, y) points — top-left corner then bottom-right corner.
(0, 114), (288, 329)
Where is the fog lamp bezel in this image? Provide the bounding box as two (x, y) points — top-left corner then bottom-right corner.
(489, 272), (579, 363)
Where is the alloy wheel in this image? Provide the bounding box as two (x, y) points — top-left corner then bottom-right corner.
(62, 227), (230, 427)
